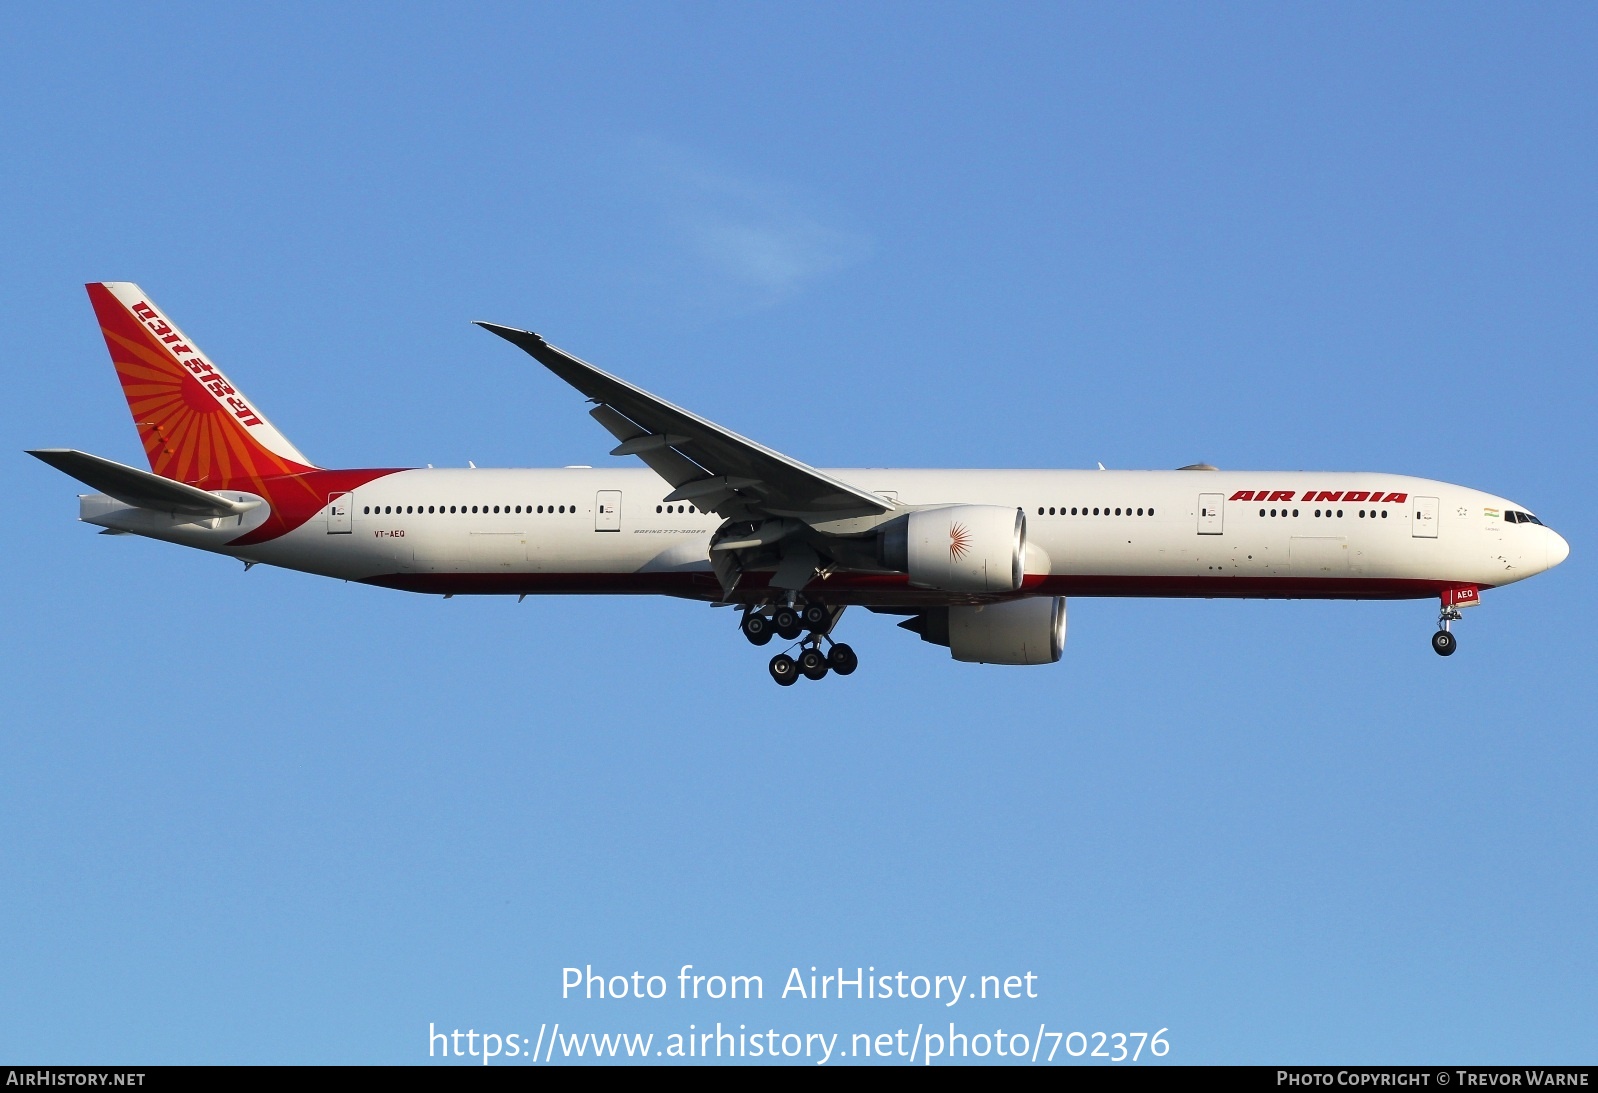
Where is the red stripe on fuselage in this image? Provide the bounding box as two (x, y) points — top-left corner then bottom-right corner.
(360, 570), (1482, 606)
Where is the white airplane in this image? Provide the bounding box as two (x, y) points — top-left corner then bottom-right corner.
(31, 283), (1569, 684)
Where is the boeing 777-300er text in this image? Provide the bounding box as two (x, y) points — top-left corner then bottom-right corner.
(30, 283), (1570, 684)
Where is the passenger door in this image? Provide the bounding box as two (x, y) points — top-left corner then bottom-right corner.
(1197, 493), (1224, 535)
(1412, 496), (1439, 538)
(326, 492), (352, 533)
(595, 490), (622, 532)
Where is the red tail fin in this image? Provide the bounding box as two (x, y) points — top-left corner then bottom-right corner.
(87, 282), (315, 488)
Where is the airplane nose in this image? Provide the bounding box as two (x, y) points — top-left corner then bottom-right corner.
(1548, 530), (1570, 569)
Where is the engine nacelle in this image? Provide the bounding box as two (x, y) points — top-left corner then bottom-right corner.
(901, 598), (1067, 665)
(878, 505), (1025, 593)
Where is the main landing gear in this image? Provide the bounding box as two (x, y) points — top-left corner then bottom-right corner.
(742, 602), (858, 685)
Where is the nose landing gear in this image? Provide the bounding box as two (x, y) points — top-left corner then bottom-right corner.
(1432, 606), (1462, 657)
(1431, 586), (1479, 657)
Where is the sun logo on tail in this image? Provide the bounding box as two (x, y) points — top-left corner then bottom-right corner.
(949, 521), (971, 562)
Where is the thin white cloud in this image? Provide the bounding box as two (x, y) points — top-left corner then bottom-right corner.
(638, 139), (871, 309)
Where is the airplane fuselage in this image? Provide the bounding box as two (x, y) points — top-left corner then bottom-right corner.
(81, 466), (1568, 607)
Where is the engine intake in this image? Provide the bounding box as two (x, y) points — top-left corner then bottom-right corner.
(878, 505), (1025, 593)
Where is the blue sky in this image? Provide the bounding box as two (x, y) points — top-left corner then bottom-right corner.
(2, 2), (1594, 1065)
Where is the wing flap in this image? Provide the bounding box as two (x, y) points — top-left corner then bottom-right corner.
(587, 404), (709, 493)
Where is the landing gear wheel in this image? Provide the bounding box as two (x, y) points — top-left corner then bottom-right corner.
(741, 612), (773, 646)
(801, 603), (830, 631)
(1431, 630), (1457, 657)
(773, 607), (803, 641)
(827, 643), (858, 676)
(799, 647), (829, 680)
(769, 653), (799, 686)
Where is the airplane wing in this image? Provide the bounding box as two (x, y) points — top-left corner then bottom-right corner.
(27, 449), (261, 518)
(475, 323), (889, 523)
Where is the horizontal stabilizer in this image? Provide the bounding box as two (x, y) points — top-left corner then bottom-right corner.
(27, 449), (261, 518)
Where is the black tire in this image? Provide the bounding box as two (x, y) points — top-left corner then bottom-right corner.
(802, 603), (831, 631)
(828, 642), (859, 676)
(769, 653), (799, 686)
(773, 607), (802, 641)
(799, 647), (829, 680)
(741, 612), (773, 646)
(1431, 630), (1457, 657)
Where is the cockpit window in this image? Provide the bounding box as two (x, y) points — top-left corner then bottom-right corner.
(1506, 510), (1544, 526)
